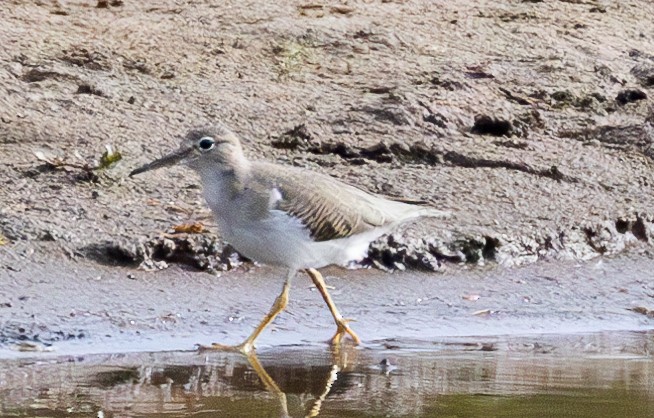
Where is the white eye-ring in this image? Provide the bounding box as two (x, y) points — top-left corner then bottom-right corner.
(198, 136), (215, 152)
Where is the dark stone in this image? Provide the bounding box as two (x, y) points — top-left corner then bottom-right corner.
(470, 114), (513, 137)
(615, 219), (629, 234)
(632, 217), (648, 242)
(76, 83), (105, 97)
(616, 89), (647, 105)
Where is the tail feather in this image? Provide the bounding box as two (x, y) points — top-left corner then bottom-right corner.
(417, 207), (451, 219)
(382, 198), (451, 223)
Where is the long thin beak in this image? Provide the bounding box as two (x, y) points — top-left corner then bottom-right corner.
(129, 147), (193, 177)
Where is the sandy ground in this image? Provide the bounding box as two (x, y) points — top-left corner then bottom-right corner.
(1, 0), (654, 353)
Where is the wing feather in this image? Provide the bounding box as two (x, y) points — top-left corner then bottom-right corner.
(276, 187), (364, 241)
(250, 162), (433, 242)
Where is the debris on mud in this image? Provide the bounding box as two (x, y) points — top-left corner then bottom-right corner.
(628, 306), (654, 318)
(172, 222), (207, 234)
(272, 125), (577, 182)
(33, 151), (94, 173)
(98, 145), (122, 169)
(31, 150), (112, 184)
(366, 233), (500, 271)
(441, 152), (577, 183)
(84, 234), (246, 273)
(367, 235), (444, 272)
(366, 214), (653, 270)
(0, 322), (86, 348)
(56, 213), (654, 272)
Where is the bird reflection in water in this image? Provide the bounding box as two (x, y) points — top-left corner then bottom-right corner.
(207, 344), (359, 418)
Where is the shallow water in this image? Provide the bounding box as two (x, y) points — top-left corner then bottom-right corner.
(1, 331), (652, 417)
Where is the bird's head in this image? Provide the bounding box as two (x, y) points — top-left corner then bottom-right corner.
(129, 125), (245, 177)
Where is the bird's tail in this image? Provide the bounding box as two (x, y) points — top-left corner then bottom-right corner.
(416, 207), (451, 218)
(385, 200), (451, 222)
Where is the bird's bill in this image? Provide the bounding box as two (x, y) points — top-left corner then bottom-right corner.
(129, 147), (192, 177)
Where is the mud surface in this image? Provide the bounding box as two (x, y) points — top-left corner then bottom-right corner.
(1, 0), (654, 271)
(0, 254), (653, 355)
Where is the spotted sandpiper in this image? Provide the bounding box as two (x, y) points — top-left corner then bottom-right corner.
(130, 125), (449, 354)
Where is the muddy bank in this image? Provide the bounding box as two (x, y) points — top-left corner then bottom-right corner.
(1, 1), (654, 272)
(0, 254), (652, 355)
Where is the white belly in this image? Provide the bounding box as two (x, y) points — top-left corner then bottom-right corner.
(220, 209), (386, 270)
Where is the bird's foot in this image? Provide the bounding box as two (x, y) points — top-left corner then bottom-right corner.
(330, 318), (361, 346)
(197, 341), (255, 355)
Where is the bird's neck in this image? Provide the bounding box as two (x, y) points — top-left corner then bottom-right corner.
(198, 154), (251, 199)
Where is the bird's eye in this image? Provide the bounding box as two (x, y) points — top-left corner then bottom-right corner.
(198, 137), (215, 151)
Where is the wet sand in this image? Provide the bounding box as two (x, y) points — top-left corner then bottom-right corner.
(1, 254), (652, 356)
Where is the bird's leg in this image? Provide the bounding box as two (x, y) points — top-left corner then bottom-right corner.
(305, 268), (361, 345)
(199, 270), (294, 355)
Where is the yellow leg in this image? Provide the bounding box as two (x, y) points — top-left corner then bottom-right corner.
(305, 268), (361, 345)
(199, 271), (293, 354)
